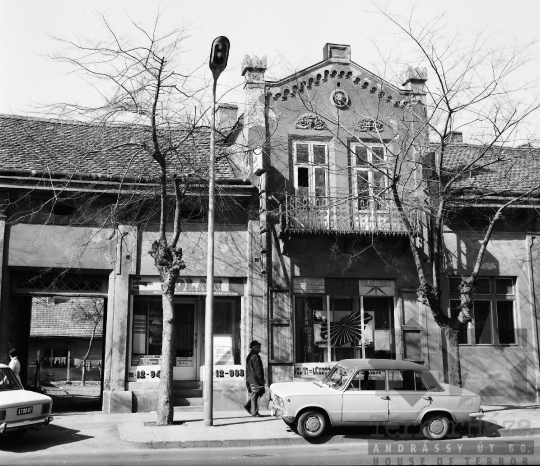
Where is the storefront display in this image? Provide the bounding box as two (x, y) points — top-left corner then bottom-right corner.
(293, 277), (396, 372)
(129, 280), (242, 383)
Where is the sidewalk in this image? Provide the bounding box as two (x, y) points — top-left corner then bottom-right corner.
(114, 403), (540, 449)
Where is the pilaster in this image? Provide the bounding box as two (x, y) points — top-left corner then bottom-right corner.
(102, 224), (137, 412)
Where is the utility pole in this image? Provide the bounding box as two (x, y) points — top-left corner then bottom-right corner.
(204, 36), (230, 427)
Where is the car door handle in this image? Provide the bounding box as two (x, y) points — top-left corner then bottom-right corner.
(423, 396), (432, 401)
(380, 396), (390, 400)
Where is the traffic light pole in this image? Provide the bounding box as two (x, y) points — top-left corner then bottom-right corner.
(204, 77), (218, 427)
(204, 36), (229, 428)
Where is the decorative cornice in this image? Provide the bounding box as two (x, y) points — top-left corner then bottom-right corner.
(265, 63), (423, 108)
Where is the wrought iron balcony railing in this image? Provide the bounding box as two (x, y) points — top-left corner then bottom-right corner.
(282, 194), (409, 235)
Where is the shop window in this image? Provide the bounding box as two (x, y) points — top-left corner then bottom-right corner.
(132, 296), (162, 356)
(294, 295), (395, 363)
(211, 299), (241, 365)
(449, 277), (516, 345)
(295, 296), (326, 363)
(133, 296), (242, 365)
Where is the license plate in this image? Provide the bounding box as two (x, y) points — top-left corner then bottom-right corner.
(17, 406), (33, 415)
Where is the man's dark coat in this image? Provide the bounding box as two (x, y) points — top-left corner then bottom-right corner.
(245, 350), (265, 388)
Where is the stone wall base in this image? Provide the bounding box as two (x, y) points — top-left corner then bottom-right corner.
(120, 388), (270, 413)
(102, 390), (133, 413)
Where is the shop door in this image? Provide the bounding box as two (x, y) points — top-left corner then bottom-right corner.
(174, 300), (197, 380)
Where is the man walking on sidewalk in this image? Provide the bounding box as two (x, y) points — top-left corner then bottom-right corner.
(244, 340), (265, 417)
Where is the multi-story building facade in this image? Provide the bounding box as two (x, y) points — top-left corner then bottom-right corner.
(229, 43), (540, 403)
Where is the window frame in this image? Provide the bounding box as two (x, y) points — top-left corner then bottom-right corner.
(350, 142), (388, 210)
(448, 276), (517, 346)
(293, 142), (329, 198)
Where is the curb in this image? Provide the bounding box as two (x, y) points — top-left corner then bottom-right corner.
(118, 426), (540, 450)
(119, 434), (369, 449)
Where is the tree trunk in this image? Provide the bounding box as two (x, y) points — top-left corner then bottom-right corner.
(441, 324), (463, 387)
(150, 237), (185, 426)
(81, 324), (97, 387)
(417, 282), (463, 387)
(157, 290), (175, 425)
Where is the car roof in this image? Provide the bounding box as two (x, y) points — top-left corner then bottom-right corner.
(338, 359), (429, 371)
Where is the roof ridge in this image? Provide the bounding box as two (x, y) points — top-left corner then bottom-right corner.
(430, 142), (540, 152)
(0, 113), (212, 133)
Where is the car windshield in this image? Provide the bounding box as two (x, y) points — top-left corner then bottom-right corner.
(0, 368), (22, 391)
(323, 365), (351, 390)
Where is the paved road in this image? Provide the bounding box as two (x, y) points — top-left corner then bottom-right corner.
(1, 428), (537, 465)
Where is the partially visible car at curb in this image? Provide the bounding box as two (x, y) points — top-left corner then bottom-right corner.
(269, 359), (483, 440)
(0, 363), (54, 438)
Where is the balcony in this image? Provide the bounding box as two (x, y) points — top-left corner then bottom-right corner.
(281, 194), (409, 235)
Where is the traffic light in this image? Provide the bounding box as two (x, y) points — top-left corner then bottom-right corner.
(209, 36), (230, 77)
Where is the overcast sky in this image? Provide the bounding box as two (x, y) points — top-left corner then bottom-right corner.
(1, 0), (539, 121)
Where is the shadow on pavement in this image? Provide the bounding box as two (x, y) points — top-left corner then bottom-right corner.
(283, 420), (512, 444)
(0, 425), (93, 453)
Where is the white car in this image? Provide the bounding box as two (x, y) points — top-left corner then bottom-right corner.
(269, 359), (484, 440)
(0, 363), (53, 438)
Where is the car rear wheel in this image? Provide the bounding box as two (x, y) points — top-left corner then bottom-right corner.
(422, 413), (450, 440)
(297, 410), (326, 439)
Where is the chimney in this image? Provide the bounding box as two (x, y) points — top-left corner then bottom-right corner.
(402, 67), (427, 98)
(241, 55), (267, 85)
(216, 103), (238, 131)
(445, 132), (463, 144)
(323, 43), (351, 63)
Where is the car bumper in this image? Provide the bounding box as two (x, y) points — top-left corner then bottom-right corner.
(0, 415), (54, 434)
(469, 409), (484, 419)
(269, 400), (295, 423)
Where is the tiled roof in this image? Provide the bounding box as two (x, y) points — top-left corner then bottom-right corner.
(436, 143), (540, 196)
(0, 114), (236, 181)
(30, 297), (104, 339)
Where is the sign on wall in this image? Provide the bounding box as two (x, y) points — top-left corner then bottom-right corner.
(132, 276), (235, 295)
(294, 362), (333, 378)
(214, 335), (234, 365)
(325, 279), (360, 295)
(293, 277), (325, 294)
(359, 279), (395, 296)
(293, 278), (396, 296)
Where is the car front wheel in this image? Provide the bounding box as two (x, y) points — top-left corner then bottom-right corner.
(297, 410), (327, 439)
(422, 413), (450, 440)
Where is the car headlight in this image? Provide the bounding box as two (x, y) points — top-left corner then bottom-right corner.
(273, 395), (285, 410)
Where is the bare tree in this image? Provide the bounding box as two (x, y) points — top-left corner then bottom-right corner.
(41, 13), (217, 425)
(376, 9), (540, 386)
(73, 298), (104, 386)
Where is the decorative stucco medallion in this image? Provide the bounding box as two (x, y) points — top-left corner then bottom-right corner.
(357, 118), (384, 132)
(331, 89), (349, 108)
(295, 113), (328, 130)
